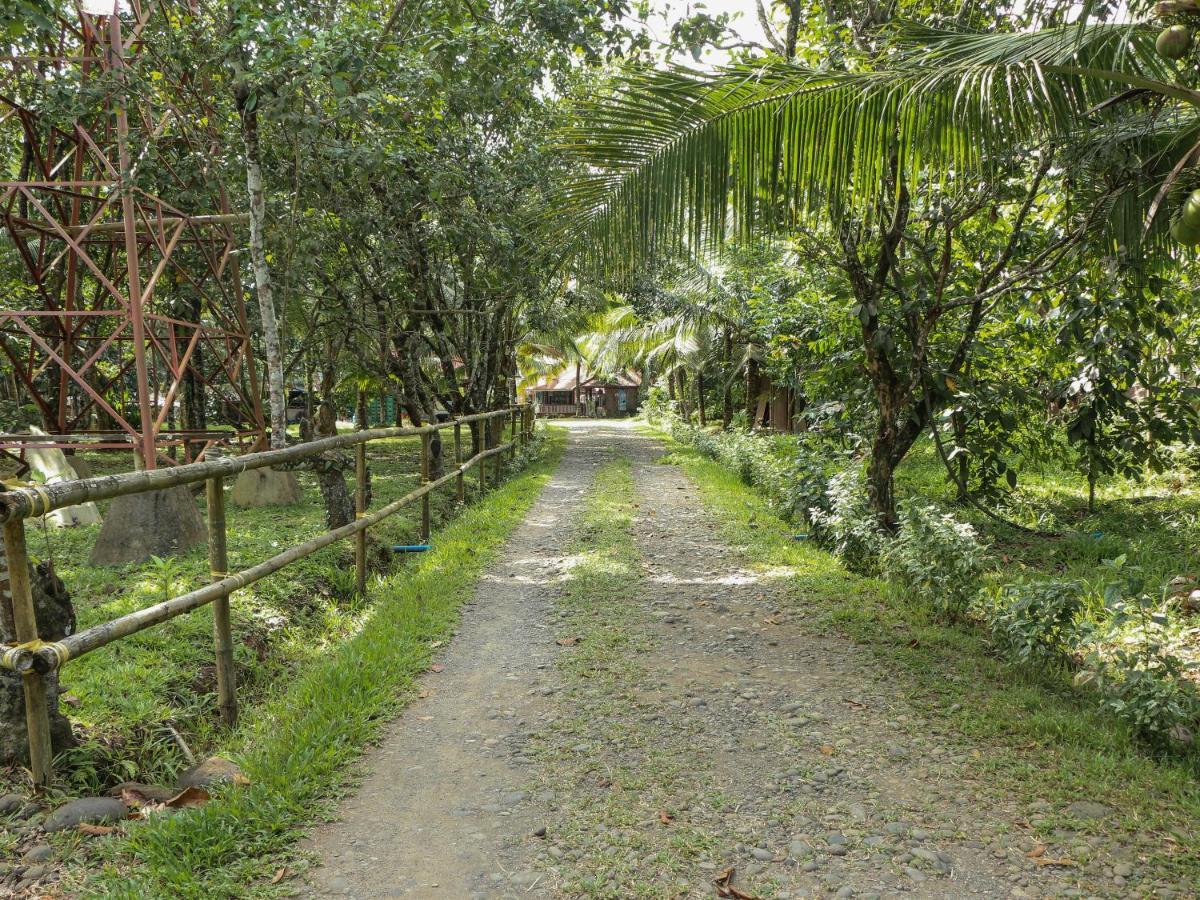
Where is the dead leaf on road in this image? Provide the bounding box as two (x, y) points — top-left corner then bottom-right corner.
(78, 823), (115, 836)
(270, 868), (287, 885)
(1026, 845), (1046, 858)
(556, 637), (581, 646)
(1034, 857), (1076, 867)
(430, 663), (444, 673)
(818, 745), (835, 756)
(712, 865), (761, 900)
(658, 809), (673, 825)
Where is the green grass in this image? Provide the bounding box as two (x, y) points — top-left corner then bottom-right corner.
(527, 455), (717, 897)
(11, 435), (494, 793)
(895, 442), (1200, 595)
(31, 427), (564, 897)
(649, 427), (1200, 888)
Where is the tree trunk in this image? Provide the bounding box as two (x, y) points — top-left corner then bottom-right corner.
(697, 369), (707, 426)
(952, 412), (969, 503)
(238, 99), (287, 450)
(722, 327), (733, 429)
(745, 356), (760, 427)
(303, 402), (354, 529)
(0, 547), (75, 766)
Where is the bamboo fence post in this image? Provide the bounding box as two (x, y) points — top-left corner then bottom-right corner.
(453, 422), (464, 503)
(354, 442), (367, 596)
(205, 477), (237, 727)
(511, 408), (519, 457)
(479, 430), (488, 494)
(420, 431), (431, 542)
(2, 519), (53, 787)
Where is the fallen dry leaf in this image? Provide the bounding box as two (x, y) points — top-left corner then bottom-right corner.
(428, 641), (443, 649)
(1034, 857), (1076, 868)
(658, 809), (674, 825)
(166, 786), (210, 809)
(270, 868), (287, 885)
(818, 745), (835, 756)
(120, 787), (154, 807)
(556, 637), (581, 647)
(418, 689), (431, 699)
(61, 693), (81, 708)
(430, 663), (444, 673)
(713, 866), (760, 900)
(232, 772), (251, 787)
(78, 823), (115, 836)
(843, 698), (867, 709)
(1026, 845), (1046, 858)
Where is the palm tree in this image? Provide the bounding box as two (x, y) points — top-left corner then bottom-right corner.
(555, 18), (1198, 526)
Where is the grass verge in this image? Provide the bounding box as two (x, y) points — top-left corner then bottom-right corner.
(65, 427), (565, 898)
(648, 426), (1200, 888)
(527, 454), (711, 896)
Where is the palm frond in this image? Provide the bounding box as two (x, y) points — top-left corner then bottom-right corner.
(555, 22), (1187, 276)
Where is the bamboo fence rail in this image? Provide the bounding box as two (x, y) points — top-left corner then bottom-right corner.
(1, 404), (536, 786)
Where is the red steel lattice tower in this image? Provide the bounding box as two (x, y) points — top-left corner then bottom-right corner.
(0, 0), (265, 467)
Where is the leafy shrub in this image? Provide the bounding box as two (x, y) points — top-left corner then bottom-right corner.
(641, 384), (679, 427)
(1078, 570), (1200, 747)
(809, 467), (884, 574)
(983, 579), (1085, 663)
(883, 498), (987, 618)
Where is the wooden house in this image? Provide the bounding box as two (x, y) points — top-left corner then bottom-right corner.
(525, 367), (641, 417)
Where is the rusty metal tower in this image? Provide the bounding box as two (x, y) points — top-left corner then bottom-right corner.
(0, 0), (265, 467)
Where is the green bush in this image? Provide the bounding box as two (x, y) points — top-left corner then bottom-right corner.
(809, 467), (884, 574)
(983, 579), (1085, 664)
(883, 498), (987, 618)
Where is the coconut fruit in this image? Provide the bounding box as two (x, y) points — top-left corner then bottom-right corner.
(1157, 24), (1192, 60)
(1182, 188), (1200, 227)
(1171, 215), (1200, 245)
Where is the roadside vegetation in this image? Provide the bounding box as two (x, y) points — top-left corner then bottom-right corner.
(61, 428), (563, 897)
(649, 424), (1200, 887)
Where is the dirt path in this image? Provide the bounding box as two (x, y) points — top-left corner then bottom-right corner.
(305, 422), (1171, 899)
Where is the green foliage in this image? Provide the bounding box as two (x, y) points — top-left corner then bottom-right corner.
(884, 499), (988, 620)
(983, 579), (1086, 665)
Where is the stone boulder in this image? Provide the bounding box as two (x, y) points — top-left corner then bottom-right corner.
(89, 485), (205, 565)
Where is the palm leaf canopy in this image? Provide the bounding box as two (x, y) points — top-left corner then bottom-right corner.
(556, 21), (1199, 276)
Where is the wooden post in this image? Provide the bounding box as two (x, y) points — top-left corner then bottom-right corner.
(420, 431), (431, 542)
(3, 519), (53, 786)
(205, 477), (237, 727)
(354, 442), (367, 596)
(511, 408), (520, 456)
(479, 434), (488, 494)
(453, 422), (464, 503)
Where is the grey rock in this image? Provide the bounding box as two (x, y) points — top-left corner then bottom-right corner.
(1064, 801), (1111, 820)
(883, 822), (909, 835)
(750, 847), (773, 861)
(21, 845), (53, 864)
(904, 867), (926, 882)
(43, 797), (125, 832)
(21, 865), (47, 882)
(0, 794), (23, 816)
(1113, 863), (1134, 878)
(176, 756), (244, 790)
(327, 875), (351, 894)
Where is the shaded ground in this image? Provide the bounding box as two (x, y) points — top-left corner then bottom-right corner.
(304, 421), (1191, 899)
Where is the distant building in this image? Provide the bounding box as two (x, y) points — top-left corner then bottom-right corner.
(525, 367), (641, 417)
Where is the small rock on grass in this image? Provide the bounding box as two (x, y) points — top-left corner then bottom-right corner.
(176, 756), (246, 791)
(21, 845), (53, 864)
(43, 797), (125, 833)
(1064, 800), (1111, 820)
(0, 794), (23, 816)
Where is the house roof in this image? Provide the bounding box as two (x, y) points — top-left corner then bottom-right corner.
(527, 367), (641, 393)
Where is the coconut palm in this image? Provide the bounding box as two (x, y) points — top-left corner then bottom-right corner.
(555, 15), (1200, 526)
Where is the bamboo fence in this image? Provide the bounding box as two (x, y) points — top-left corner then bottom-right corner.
(1, 404), (536, 786)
